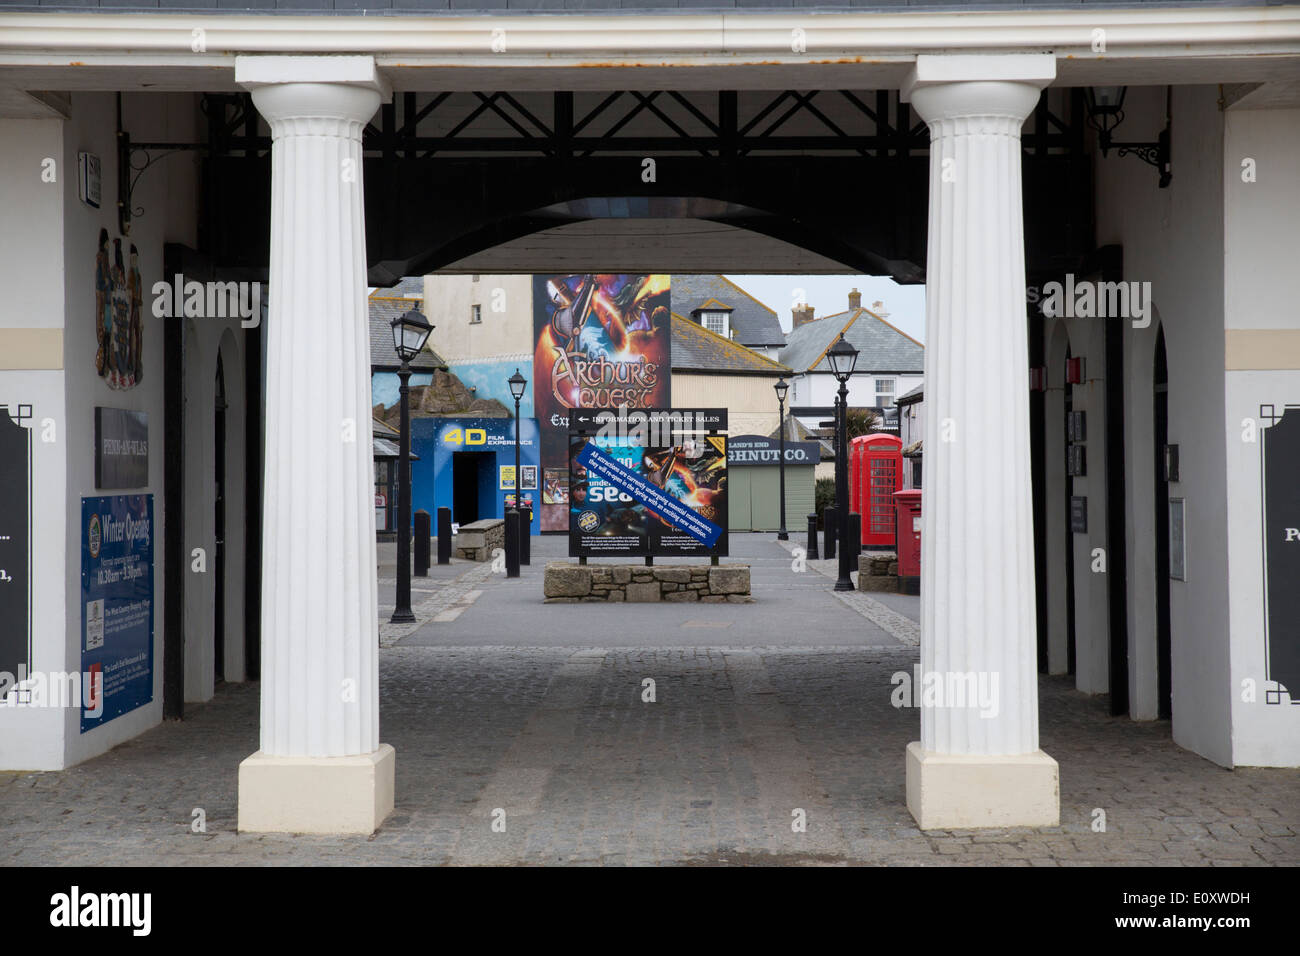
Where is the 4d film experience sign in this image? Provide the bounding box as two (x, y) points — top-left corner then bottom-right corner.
(534, 274), (671, 532)
(569, 408), (727, 558)
(81, 495), (154, 731)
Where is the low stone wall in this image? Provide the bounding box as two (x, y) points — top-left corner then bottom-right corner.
(858, 552), (899, 592)
(544, 562), (751, 603)
(453, 518), (504, 562)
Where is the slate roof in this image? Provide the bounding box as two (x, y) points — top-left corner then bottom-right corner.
(896, 382), (924, 404)
(767, 414), (835, 459)
(372, 276), (425, 298)
(369, 287), (444, 371)
(671, 313), (791, 376)
(671, 275), (787, 348)
(779, 307), (923, 375)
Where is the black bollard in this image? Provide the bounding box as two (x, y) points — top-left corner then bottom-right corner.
(806, 514), (820, 560)
(505, 508), (520, 578)
(824, 506), (837, 561)
(847, 512), (861, 572)
(436, 506), (452, 565)
(519, 506), (532, 566)
(414, 510), (431, 577)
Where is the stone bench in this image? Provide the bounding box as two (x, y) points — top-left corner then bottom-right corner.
(544, 562), (751, 603)
(452, 518), (505, 562)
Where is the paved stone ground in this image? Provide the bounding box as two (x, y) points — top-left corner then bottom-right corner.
(2, 536), (1295, 866)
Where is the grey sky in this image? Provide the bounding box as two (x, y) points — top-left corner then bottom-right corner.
(723, 274), (926, 344)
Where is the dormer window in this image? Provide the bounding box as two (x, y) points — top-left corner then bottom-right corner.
(699, 310), (729, 337)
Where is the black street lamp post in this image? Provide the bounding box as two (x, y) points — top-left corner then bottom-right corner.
(507, 369), (527, 578)
(826, 334), (859, 592)
(774, 376), (789, 541)
(389, 306), (433, 623)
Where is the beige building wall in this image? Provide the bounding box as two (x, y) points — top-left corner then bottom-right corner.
(422, 274), (534, 363)
(672, 372), (782, 437)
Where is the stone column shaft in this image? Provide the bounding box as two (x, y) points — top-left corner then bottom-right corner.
(902, 55), (1060, 829)
(235, 57), (394, 835)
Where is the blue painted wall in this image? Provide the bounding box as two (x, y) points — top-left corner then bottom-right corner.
(410, 416), (541, 535)
(445, 360), (536, 419)
(372, 370), (433, 411)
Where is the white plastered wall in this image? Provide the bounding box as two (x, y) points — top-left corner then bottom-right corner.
(60, 92), (173, 767)
(1222, 105), (1300, 767)
(422, 273), (534, 363)
(0, 89), (243, 769)
(0, 118), (68, 770)
(1102, 86), (1232, 766)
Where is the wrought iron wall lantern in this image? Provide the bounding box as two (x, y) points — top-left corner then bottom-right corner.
(115, 92), (213, 236)
(1084, 86), (1172, 189)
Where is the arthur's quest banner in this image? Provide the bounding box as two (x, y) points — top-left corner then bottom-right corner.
(533, 274), (672, 532)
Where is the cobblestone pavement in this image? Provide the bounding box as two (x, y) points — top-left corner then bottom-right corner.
(3, 536), (1294, 866)
(2, 642), (1295, 866)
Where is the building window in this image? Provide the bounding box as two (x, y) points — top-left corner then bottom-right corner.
(876, 378), (895, 407)
(471, 274), (480, 282)
(699, 311), (729, 337)
(470, 304), (482, 324)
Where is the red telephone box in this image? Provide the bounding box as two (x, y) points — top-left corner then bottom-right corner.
(893, 489), (922, 594)
(850, 434), (902, 548)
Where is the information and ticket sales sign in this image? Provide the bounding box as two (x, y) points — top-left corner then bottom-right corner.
(576, 441), (722, 548)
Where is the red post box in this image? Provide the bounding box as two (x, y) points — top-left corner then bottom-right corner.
(893, 489), (921, 595)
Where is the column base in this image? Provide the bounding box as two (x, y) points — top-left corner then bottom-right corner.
(905, 741), (1059, 830)
(238, 744), (395, 835)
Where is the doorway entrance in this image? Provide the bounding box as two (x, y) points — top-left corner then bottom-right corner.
(452, 451), (493, 527)
(214, 354), (227, 685)
(1063, 347), (1077, 677)
(1154, 327), (1172, 720)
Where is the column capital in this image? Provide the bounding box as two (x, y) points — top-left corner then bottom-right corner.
(236, 55), (392, 98)
(902, 54), (1055, 124)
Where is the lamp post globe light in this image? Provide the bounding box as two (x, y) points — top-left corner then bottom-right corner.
(826, 334), (859, 592)
(389, 306), (433, 624)
(507, 368), (527, 578)
(774, 375), (789, 541)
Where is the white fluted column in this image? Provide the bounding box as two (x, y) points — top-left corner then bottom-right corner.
(901, 55), (1060, 829)
(234, 56), (394, 835)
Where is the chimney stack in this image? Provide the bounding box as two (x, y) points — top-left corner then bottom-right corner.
(848, 288), (862, 309)
(792, 304), (815, 328)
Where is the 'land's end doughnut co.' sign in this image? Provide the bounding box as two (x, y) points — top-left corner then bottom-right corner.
(725, 434), (821, 466)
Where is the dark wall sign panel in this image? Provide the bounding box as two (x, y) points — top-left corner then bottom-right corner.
(0, 406), (32, 695)
(95, 407), (149, 489)
(1262, 405), (1300, 703)
(727, 434), (821, 465)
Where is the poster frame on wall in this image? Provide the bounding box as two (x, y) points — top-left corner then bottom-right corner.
(80, 494), (154, 732)
(0, 405), (33, 698)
